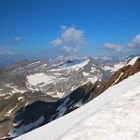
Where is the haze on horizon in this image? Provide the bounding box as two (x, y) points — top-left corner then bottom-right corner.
(0, 0), (140, 64)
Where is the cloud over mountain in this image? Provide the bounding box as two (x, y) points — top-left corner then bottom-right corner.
(103, 33), (140, 57)
(50, 26), (86, 53)
(104, 43), (122, 53)
(129, 33), (140, 49)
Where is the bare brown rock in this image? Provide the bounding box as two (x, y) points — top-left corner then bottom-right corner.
(99, 57), (140, 93)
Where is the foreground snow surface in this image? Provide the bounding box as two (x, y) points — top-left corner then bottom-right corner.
(14, 72), (140, 140)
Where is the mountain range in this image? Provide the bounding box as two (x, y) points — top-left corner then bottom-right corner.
(0, 55), (139, 139)
(14, 58), (140, 140)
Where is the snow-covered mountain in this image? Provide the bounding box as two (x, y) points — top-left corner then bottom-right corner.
(0, 56), (137, 98)
(13, 70), (140, 140)
(0, 58), (108, 98)
(1, 56), (140, 139)
(100, 56), (140, 92)
(100, 55), (139, 73)
(26, 58), (110, 98)
(0, 57), (109, 139)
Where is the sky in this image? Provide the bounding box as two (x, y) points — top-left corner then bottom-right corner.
(0, 0), (140, 62)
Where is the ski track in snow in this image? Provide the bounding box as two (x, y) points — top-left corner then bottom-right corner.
(14, 71), (140, 140)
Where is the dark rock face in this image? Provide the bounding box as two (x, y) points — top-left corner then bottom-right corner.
(5, 82), (95, 139)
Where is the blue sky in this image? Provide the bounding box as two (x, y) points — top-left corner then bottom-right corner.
(0, 0), (140, 61)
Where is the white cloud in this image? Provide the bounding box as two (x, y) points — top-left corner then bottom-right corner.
(50, 26), (86, 53)
(61, 46), (78, 53)
(61, 27), (85, 48)
(128, 33), (140, 48)
(101, 56), (112, 61)
(104, 43), (122, 53)
(15, 36), (23, 42)
(50, 38), (62, 47)
(55, 54), (86, 62)
(0, 51), (14, 56)
(60, 24), (67, 30)
(132, 33), (140, 44)
(103, 33), (140, 57)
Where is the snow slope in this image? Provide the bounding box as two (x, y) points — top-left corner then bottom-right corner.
(14, 71), (140, 140)
(127, 56), (139, 66)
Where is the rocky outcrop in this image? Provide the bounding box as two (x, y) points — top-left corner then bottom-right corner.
(1, 82), (97, 139)
(99, 57), (140, 93)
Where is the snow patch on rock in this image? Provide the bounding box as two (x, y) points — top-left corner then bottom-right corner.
(27, 73), (56, 86)
(83, 72), (90, 77)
